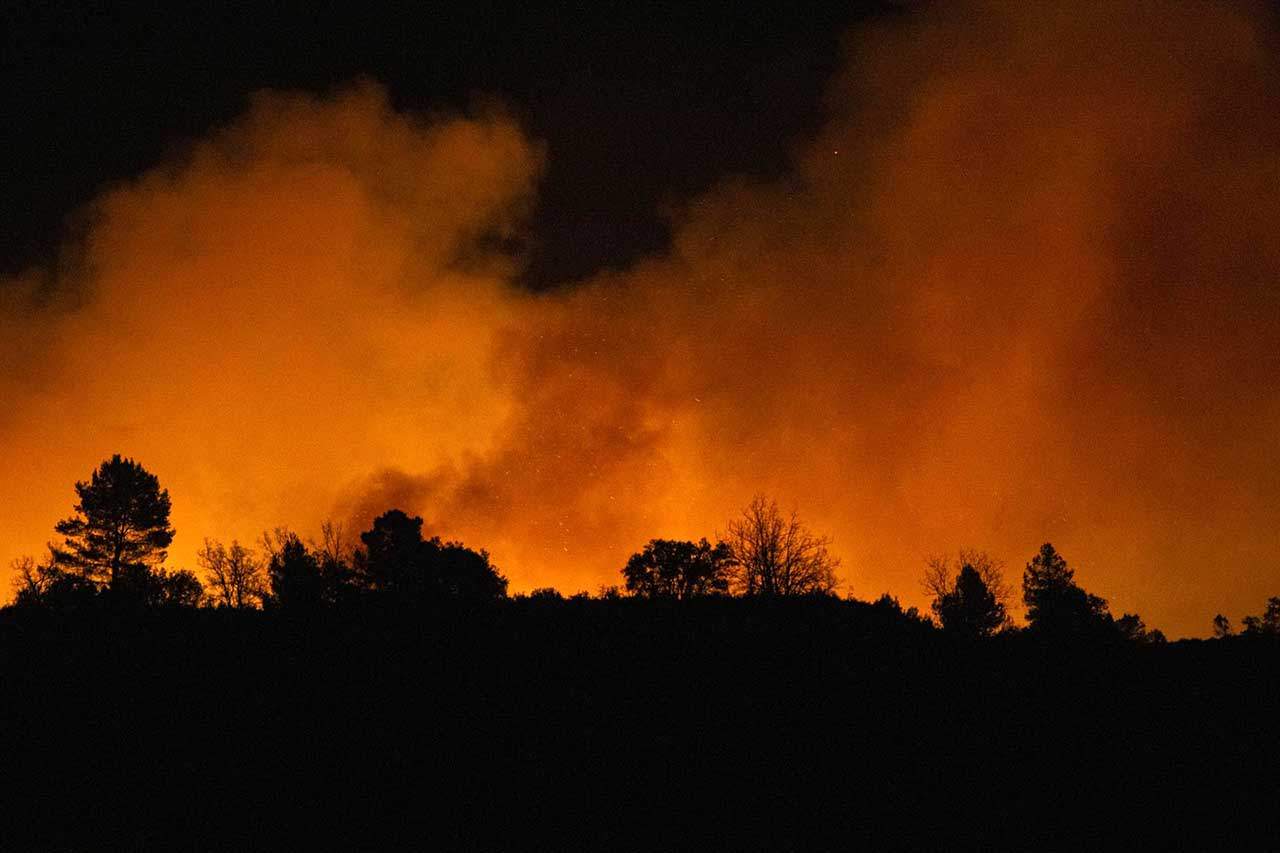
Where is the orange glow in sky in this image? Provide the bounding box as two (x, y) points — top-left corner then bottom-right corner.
(3, 1), (1279, 637)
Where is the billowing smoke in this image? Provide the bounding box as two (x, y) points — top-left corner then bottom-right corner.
(3, 1), (1279, 636)
(0, 82), (541, 584)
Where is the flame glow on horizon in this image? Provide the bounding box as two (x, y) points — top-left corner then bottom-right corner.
(3, 1), (1279, 637)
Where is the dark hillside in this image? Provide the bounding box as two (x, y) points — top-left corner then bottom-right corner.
(2, 599), (1275, 849)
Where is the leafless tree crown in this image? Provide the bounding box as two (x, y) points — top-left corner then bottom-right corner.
(724, 495), (839, 597)
(198, 538), (266, 609)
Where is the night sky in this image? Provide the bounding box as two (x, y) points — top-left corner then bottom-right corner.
(2, 3), (888, 287)
(3, 1), (1279, 637)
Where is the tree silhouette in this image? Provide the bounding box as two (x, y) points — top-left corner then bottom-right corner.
(358, 509), (427, 594)
(52, 454), (174, 591)
(12, 554), (52, 600)
(622, 538), (732, 599)
(869, 592), (929, 624)
(723, 496), (839, 597)
(151, 568), (204, 608)
(922, 550), (1011, 636)
(1212, 613), (1233, 638)
(199, 539), (266, 608)
(311, 520), (357, 604)
(10, 552), (98, 610)
(1114, 612), (1166, 645)
(923, 550), (1011, 610)
(427, 539), (508, 601)
(266, 532), (326, 610)
(933, 564), (1008, 637)
(1241, 596), (1280, 636)
(357, 509), (508, 604)
(1021, 543), (1110, 636)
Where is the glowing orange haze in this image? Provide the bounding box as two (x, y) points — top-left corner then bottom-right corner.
(3, 0), (1279, 637)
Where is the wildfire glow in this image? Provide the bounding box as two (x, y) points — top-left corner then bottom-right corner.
(3, 1), (1279, 637)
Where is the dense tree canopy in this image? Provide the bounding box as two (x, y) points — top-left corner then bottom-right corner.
(357, 509), (507, 605)
(622, 538), (732, 599)
(146, 568), (205, 608)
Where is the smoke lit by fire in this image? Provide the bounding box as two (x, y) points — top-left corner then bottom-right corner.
(3, 1), (1278, 636)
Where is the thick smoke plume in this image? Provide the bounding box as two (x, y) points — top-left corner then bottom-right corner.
(3, 1), (1279, 636)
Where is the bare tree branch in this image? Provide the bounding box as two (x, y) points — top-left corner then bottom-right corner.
(198, 538), (266, 609)
(724, 495), (839, 597)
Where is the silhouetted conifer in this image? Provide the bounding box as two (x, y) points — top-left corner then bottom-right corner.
(935, 564), (1007, 637)
(1022, 543), (1111, 637)
(52, 454), (174, 590)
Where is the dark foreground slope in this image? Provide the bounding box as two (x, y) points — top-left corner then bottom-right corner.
(2, 598), (1276, 849)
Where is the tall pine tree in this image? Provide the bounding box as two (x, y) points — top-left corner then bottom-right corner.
(54, 454), (174, 590)
(1021, 542), (1109, 636)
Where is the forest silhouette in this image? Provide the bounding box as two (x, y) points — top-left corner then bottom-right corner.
(3, 455), (1278, 848)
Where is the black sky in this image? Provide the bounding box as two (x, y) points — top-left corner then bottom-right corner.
(1, 2), (897, 290)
